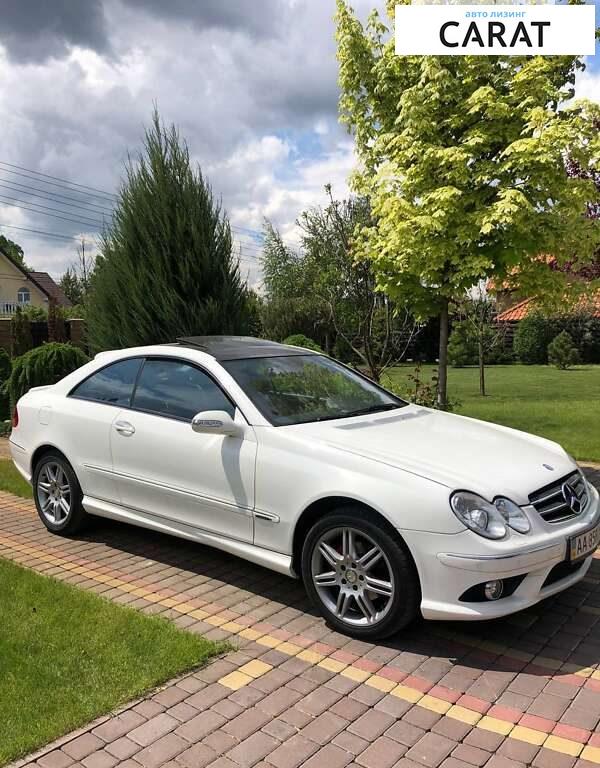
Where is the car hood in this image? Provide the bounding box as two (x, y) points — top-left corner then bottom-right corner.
(284, 405), (574, 504)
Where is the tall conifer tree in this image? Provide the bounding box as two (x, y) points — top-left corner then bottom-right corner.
(88, 111), (250, 351)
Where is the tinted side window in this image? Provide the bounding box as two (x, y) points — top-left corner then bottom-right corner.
(132, 359), (235, 421)
(71, 358), (142, 406)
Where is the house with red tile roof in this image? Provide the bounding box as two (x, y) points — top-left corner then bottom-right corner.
(492, 256), (600, 323)
(496, 293), (600, 323)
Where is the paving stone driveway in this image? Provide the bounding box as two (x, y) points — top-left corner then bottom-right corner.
(2, 467), (600, 768)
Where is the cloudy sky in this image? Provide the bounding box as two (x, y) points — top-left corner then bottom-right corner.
(0, 0), (599, 288)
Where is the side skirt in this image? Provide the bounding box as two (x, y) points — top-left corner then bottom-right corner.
(82, 495), (295, 577)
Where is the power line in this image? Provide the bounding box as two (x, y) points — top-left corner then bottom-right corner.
(0, 160), (303, 253)
(0, 195), (104, 229)
(0, 193), (105, 228)
(0, 185), (267, 252)
(233, 240), (264, 254)
(0, 221), (262, 261)
(0, 199), (283, 264)
(0, 177), (115, 215)
(0, 195), (266, 253)
(0, 181), (115, 218)
(0, 207), (261, 256)
(0, 222), (84, 242)
(0, 158), (308, 247)
(0, 160), (117, 201)
(231, 224), (265, 238)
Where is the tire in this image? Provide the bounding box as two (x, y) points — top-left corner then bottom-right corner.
(33, 451), (88, 536)
(301, 506), (420, 639)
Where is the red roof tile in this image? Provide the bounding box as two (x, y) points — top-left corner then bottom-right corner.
(496, 292), (600, 322)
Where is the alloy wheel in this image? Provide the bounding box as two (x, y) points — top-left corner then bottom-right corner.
(37, 462), (72, 525)
(310, 526), (395, 627)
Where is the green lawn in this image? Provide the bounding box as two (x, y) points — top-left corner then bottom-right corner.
(0, 558), (221, 766)
(386, 364), (600, 463)
(0, 459), (32, 498)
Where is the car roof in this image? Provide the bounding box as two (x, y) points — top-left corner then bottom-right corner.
(175, 336), (314, 361)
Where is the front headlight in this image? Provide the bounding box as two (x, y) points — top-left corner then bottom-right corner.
(450, 491), (507, 540)
(494, 497), (531, 533)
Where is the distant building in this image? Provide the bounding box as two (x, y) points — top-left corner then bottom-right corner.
(0, 247), (71, 316)
(492, 256), (600, 323)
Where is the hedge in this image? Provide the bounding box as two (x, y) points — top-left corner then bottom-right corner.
(514, 312), (600, 364)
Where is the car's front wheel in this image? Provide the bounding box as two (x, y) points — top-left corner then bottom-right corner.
(302, 507), (420, 639)
(33, 452), (87, 535)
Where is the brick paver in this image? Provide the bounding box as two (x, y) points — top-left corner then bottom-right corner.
(3, 465), (600, 768)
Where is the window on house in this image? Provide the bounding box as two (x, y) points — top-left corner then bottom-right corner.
(17, 288), (30, 305)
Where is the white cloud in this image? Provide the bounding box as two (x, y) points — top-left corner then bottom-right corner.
(575, 64), (600, 101)
(0, 1), (373, 280)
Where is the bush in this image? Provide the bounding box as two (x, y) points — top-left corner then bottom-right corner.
(548, 331), (579, 370)
(22, 305), (48, 322)
(448, 322), (477, 367)
(513, 313), (551, 364)
(5, 343), (89, 407)
(283, 334), (323, 352)
(385, 364), (459, 411)
(558, 313), (600, 364)
(512, 310), (600, 365)
(0, 349), (11, 421)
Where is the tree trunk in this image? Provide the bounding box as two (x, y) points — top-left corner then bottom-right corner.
(478, 337), (486, 397)
(437, 299), (449, 409)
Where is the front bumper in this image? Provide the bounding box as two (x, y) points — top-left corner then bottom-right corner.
(402, 482), (599, 621)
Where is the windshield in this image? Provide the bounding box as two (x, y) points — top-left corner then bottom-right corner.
(223, 354), (407, 426)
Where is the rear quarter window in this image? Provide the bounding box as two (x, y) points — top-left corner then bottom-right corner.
(70, 358), (142, 407)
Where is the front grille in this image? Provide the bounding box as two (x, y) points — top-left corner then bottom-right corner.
(529, 471), (588, 524)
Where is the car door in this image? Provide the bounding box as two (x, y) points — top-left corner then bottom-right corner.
(109, 357), (255, 543)
(64, 357), (143, 504)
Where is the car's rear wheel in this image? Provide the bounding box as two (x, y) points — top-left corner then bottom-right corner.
(33, 452), (87, 535)
(302, 507), (420, 639)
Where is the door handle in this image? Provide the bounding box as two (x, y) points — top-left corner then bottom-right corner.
(114, 420), (135, 436)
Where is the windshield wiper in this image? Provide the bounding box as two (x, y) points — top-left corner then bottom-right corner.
(340, 403), (401, 419)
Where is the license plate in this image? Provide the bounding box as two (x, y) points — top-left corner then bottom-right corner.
(569, 524), (600, 562)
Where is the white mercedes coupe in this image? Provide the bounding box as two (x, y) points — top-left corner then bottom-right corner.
(9, 336), (600, 639)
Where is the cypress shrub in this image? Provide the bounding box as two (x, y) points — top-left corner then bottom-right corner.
(5, 343), (88, 407)
(548, 331), (579, 369)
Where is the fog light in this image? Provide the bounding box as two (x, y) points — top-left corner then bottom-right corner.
(484, 580), (504, 600)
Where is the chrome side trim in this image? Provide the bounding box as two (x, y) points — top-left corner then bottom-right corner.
(440, 542), (559, 562)
(82, 463), (252, 516)
(82, 495), (294, 576)
(254, 510), (280, 523)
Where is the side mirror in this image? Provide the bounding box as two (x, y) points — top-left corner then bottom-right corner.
(191, 410), (244, 438)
